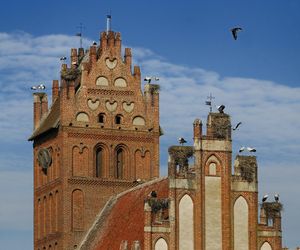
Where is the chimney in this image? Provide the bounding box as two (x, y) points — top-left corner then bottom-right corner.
(193, 118), (202, 141)
(33, 93), (48, 129)
(52, 80), (59, 103)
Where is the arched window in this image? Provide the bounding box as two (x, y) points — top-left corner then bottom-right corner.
(116, 148), (124, 179)
(98, 113), (105, 123)
(115, 115), (122, 125)
(96, 147), (103, 177)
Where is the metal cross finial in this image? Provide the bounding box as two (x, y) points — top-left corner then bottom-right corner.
(206, 93), (215, 112)
(76, 23), (85, 48)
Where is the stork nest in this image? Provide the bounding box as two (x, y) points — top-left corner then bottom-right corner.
(240, 164), (254, 182)
(148, 84), (160, 94)
(61, 68), (81, 81)
(147, 198), (169, 213)
(262, 202), (283, 218)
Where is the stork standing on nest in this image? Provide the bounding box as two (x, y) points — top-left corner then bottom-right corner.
(262, 194), (268, 203)
(178, 137), (187, 145)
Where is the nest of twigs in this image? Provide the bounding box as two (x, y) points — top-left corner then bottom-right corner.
(148, 198), (169, 213)
(149, 84), (160, 94)
(240, 165), (254, 182)
(262, 202), (283, 218)
(61, 68), (81, 81)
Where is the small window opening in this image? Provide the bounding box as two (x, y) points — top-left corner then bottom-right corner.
(98, 113), (105, 123)
(115, 115), (122, 124)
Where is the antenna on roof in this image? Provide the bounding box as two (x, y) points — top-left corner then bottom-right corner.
(106, 14), (112, 33)
(76, 23), (85, 48)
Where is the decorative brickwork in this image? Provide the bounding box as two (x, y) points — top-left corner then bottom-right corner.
(30, 22), (286, 250)
(31, 27), (160, 249)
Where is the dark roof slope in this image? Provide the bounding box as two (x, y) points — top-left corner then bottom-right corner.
(28, 98), (60, 141)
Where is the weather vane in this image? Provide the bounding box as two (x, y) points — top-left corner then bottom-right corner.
(205, 93), (215, 112)
(76, 23), (85, 48)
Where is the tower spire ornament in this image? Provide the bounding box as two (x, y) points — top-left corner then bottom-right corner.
(206, 93), (215, 113)
(76, 22), (85, 48)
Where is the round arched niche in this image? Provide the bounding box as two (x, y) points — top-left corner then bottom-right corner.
(76, 112), (89, 122)
(96, 76), (109, 86)
(114, 77), (127, 87)
(133, 116), (145, 126)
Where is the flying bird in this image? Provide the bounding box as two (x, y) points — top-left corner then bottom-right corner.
(274, 193), (280, 202)
(92, 41), (97, 46)
(217, 105), (225, 113)
(231, 27), (242, 40)
(31, 86), (37, 90)
(247, 147), (256, 152)
(233, 122), (242, 131)
(262, 194), (268, 202)
(60, 56), (67, 61)
(178, 137), (187, 145)
(239, 146), (245, 153)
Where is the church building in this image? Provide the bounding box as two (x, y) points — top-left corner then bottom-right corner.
(29, 19), (284, 250)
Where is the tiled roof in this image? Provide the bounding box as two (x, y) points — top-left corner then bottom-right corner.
(79, 178), (169, 250)
(28, 98), (60, 141)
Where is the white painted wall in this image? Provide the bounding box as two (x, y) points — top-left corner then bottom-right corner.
(155, 238), (168, 250)
(260, 242), (272, 250)
(205, 176), (222, 250)
(179, 194), (194, 250)
(234, 196), (249, 250)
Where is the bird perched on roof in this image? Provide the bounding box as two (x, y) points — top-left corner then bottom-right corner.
(92, 41), (97, 46)
(233, 122), (242, 131)
(178, 137), (187, 145)
(239, 146), (256, 153)
(231, 27), (243, 40)
(262, 194), (268, 202)
(247, 147), (256, 152)
(31, 84), (46, 91)
(133, 178), (142, 184)
(150, 190), (157, 198)
(274, 193), (280, 202)
(217, 105), (225, 113)
(239, 146), (245, 153)
(144, 76), (159, 84)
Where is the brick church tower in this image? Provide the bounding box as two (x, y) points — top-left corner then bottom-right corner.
(30, 18), (287, 250)
(29, 21), (161, 249)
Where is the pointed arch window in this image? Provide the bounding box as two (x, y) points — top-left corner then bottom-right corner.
(96, 147), (103, 177)
(116, 148), (124, 179)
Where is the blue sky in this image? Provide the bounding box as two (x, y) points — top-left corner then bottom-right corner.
(0, 1), (299, 249)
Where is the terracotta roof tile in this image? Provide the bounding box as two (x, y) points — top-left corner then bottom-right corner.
(79, 178), (169, 250)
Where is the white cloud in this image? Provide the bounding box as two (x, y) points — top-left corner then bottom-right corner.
(0, 31), (299, 248)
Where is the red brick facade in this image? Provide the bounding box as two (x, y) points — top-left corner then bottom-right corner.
(30, 26), (284, 250)
(30, 29), (160, 250)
